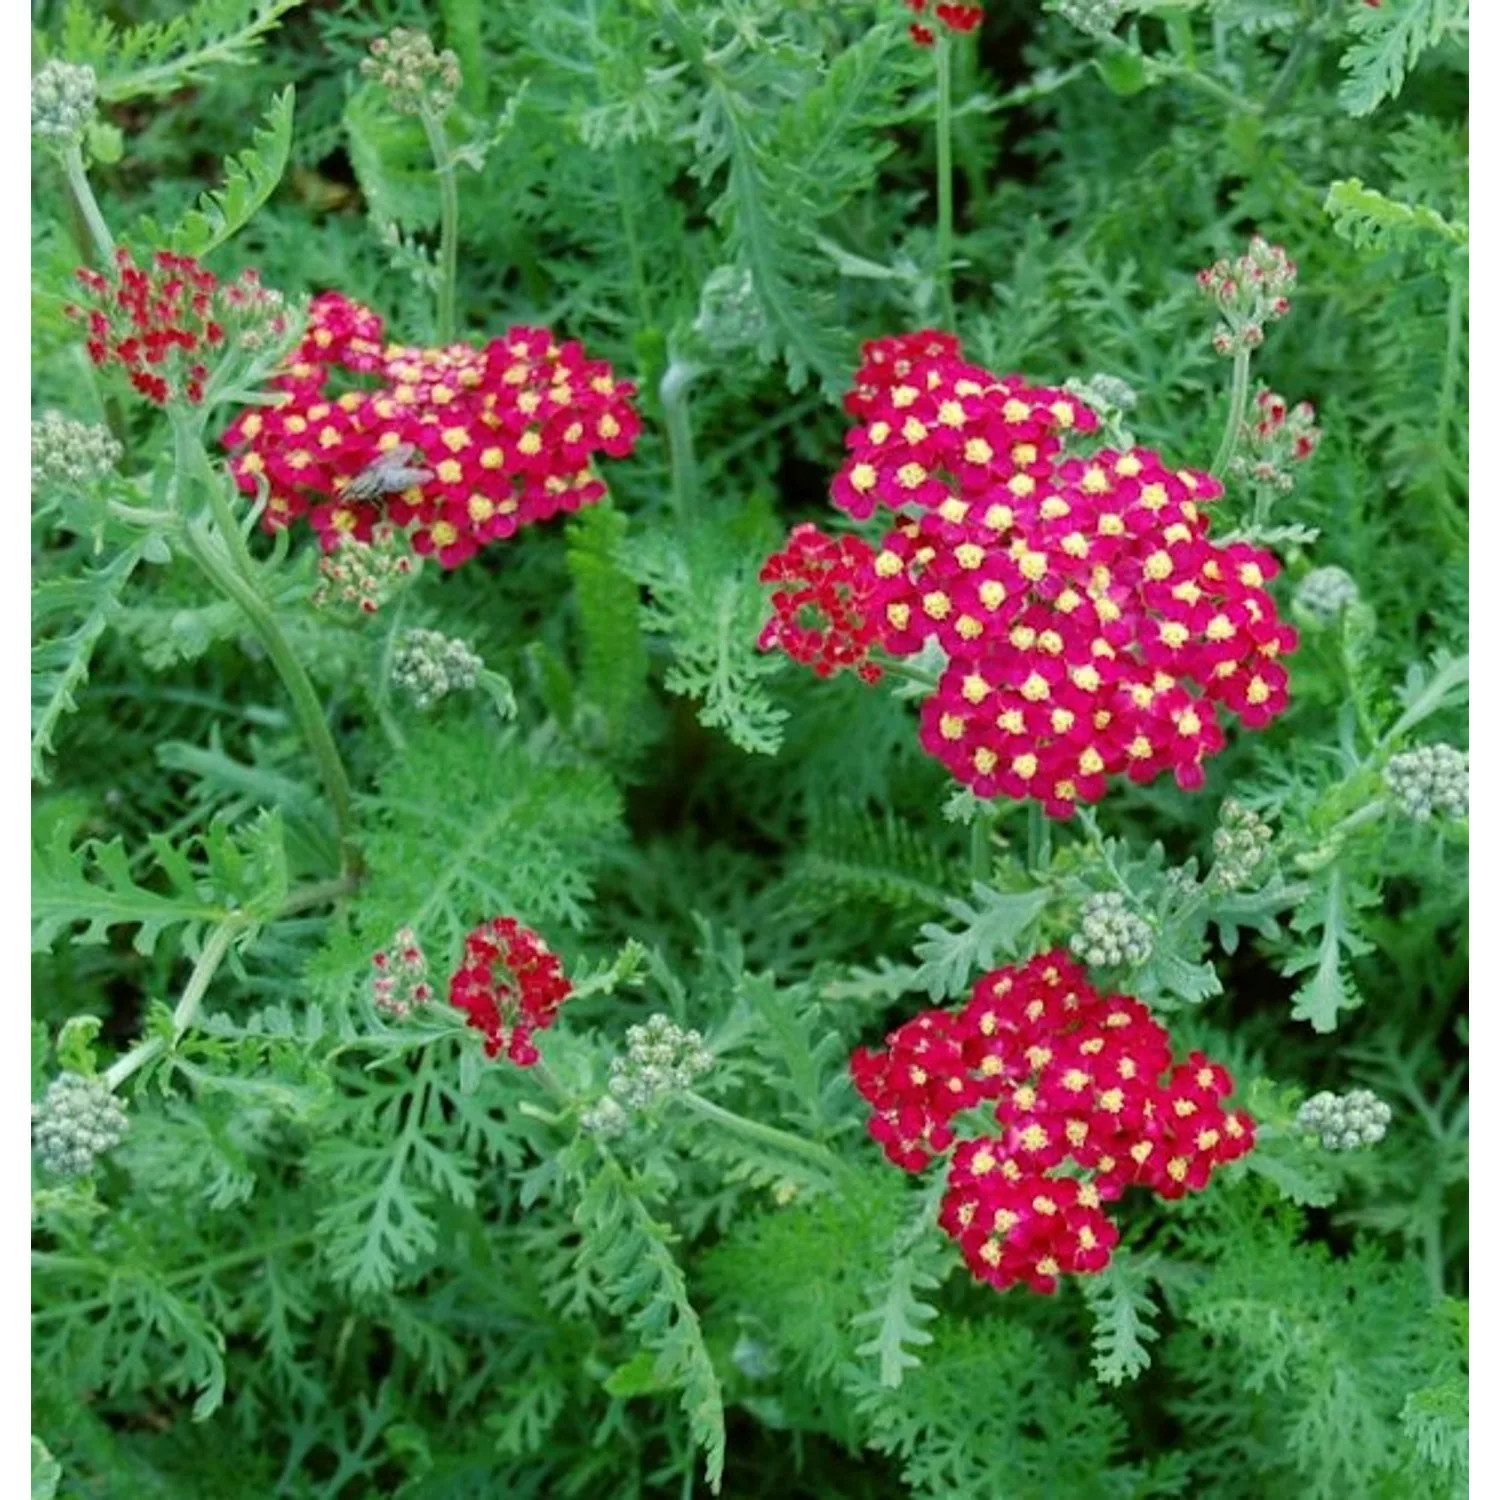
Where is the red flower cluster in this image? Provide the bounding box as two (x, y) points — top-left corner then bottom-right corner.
(221, 292), (641, 568)
(758, 523), (885, 684)
(851, 950), (1253, 1293)
(758, 330), (1298, 817)
(449, 916), (572, 1066)
(903, 0), (984, 46)
(67, 248), (284, 406)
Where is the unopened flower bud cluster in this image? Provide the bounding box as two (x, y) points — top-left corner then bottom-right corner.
(1070, 891), (1153, 968)
(390, 628), (484, 709)
(1384, 744), (1468, 823)
(31, 410), (122, 489)
(361, 29), (462, 116)
(607, 1015), (714, 1111)
(1228, 387), (1321, 492)
(579, 1095), (630, 1139)
(1294, 565), (1360, 626)
(1052, 0), (1126, 39)
(32, 61), (97, 148)
(693, 266), (767, 354)
(1296, 1088), (1392, 1150)
(1207, 799), (1273, 892)
(370, 927), (434, 1020)
(32, 1073), (128, 1177)
(311, 523), (416, 614)
(1198, 236), (1297, 357)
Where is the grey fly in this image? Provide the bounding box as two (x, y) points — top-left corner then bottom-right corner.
(342, 443), (434, 501)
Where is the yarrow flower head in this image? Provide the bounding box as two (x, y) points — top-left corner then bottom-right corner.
(31, 61), (97, 149)
(903, 1), (985, 47)
(1296, 1088), (1392, 1150)
(370, 927), (433, 1020)
(1227, 387), (1320, 492)
(31, 410), (122, 489)
(1053, 0), (1126, 37)
(1294, 565), (1360, 626)
(759, 330), (1298, 817)
(67, 249), (288, 407)
(361, 28), (462, 116)
(758, 523), (885, 683)
(1206, 797), (1273, 892)
(311, 522), (417, 615)
(222, 293), (641, 568)
(1198, 236), (1297, 356)
(32, 1073), (128, 1178)
(1384, 743), (1468, 822)
(850, 951), (1252, 1293)
(1069, 891), (1153, 969)
(449, 916), (573, 1065)
(390, 627), (484, 709)
(608, 1014), (714, 1111)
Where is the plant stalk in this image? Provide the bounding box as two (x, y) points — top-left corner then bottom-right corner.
(660, 358), (702, 524)
(679, 1091), (843, 1180)
(420, 107), (460, 344)
(60, 143), (115, 263)
(934, 35), (957, 330)
(1212, 346), (1252, 477)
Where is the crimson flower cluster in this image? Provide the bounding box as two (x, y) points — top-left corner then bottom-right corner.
(221, 292), (641, 568)
(758, 330), (1298, 817)
(903, 1), (984, 46)
(448, 916), (572, 1066)
(67, 248), (285, 406)
(851, 950), (1254, 1293)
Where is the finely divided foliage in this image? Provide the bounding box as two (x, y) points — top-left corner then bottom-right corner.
(31, 2), (1465, 1498)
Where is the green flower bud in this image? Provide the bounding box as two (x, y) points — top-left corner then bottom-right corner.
(390, 627), (484, 710)
(361, 29), (462, 117)
(693, 266), (767, 355)
(32, 1072), (128, 1177)
(1384, 744), (1468, 823)
(31, 410), (122, 490)
(607, 1014), (714, 1111)
(1207, 798), (1273, 893)
(580, 1096), (630, 1139)
(1296, 1088), (1392, 1151)
(1294, 566), (1360, 626)
(32, 61), (97, 149)
(1069, 891), (1152, 969)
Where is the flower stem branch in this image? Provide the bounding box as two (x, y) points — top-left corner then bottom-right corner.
(60, 143), (115, 264)
(660, 358), (702, 524)
(678, 1091), (844, 1181)
(1212, 347), (1252, 477)
(170, 411), (359, 873)
(419, 107), (460, 343)
(934, 35), (957, 330)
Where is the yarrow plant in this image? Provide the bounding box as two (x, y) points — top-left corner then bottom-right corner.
(851, 951), (1253, 1292)
(759, 331), (1299, 815)
(221, 294), (642, 566)
(369, 927), (434, 1020)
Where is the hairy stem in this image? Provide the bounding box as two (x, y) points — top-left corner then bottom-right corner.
(60, 143), (115, 263)
(679, 1091), (843, 1181)
(1027, 802), (1052, 876)
(171, 411), (359, 872)
(660, 358), (702, 524)
(934, 35), (957, 330)
(103, 878), (355, 1091)
(420, 107), (460, 344)
(1212, 347), (1252, 477)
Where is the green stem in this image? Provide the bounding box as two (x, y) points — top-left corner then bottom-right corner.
(170, 412), (359, 873)
(678, 1091), (843, 1180)
(660, 358), (702, 525)
(419, 108), (460, 343)
(1027, 802), (1051, 876)
(613, 145), (652, 327)
(103, 878), (355, 1092)
(1212, 347), (1252, 477)
(60, 143), (115, 264)
(934, 35), (957, 330)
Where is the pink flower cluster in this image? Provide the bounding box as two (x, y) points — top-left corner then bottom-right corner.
(449, 916), (572, 1066)
(222, 293), (640, 568)
(851, 950), (1255, 1293)
(758, 331), (1299, 817)
(757, 523), (885, 684)
(68, 248), (285, 406)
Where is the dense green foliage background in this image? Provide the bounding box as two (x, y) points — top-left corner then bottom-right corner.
(32, 1), (1467, 1496)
